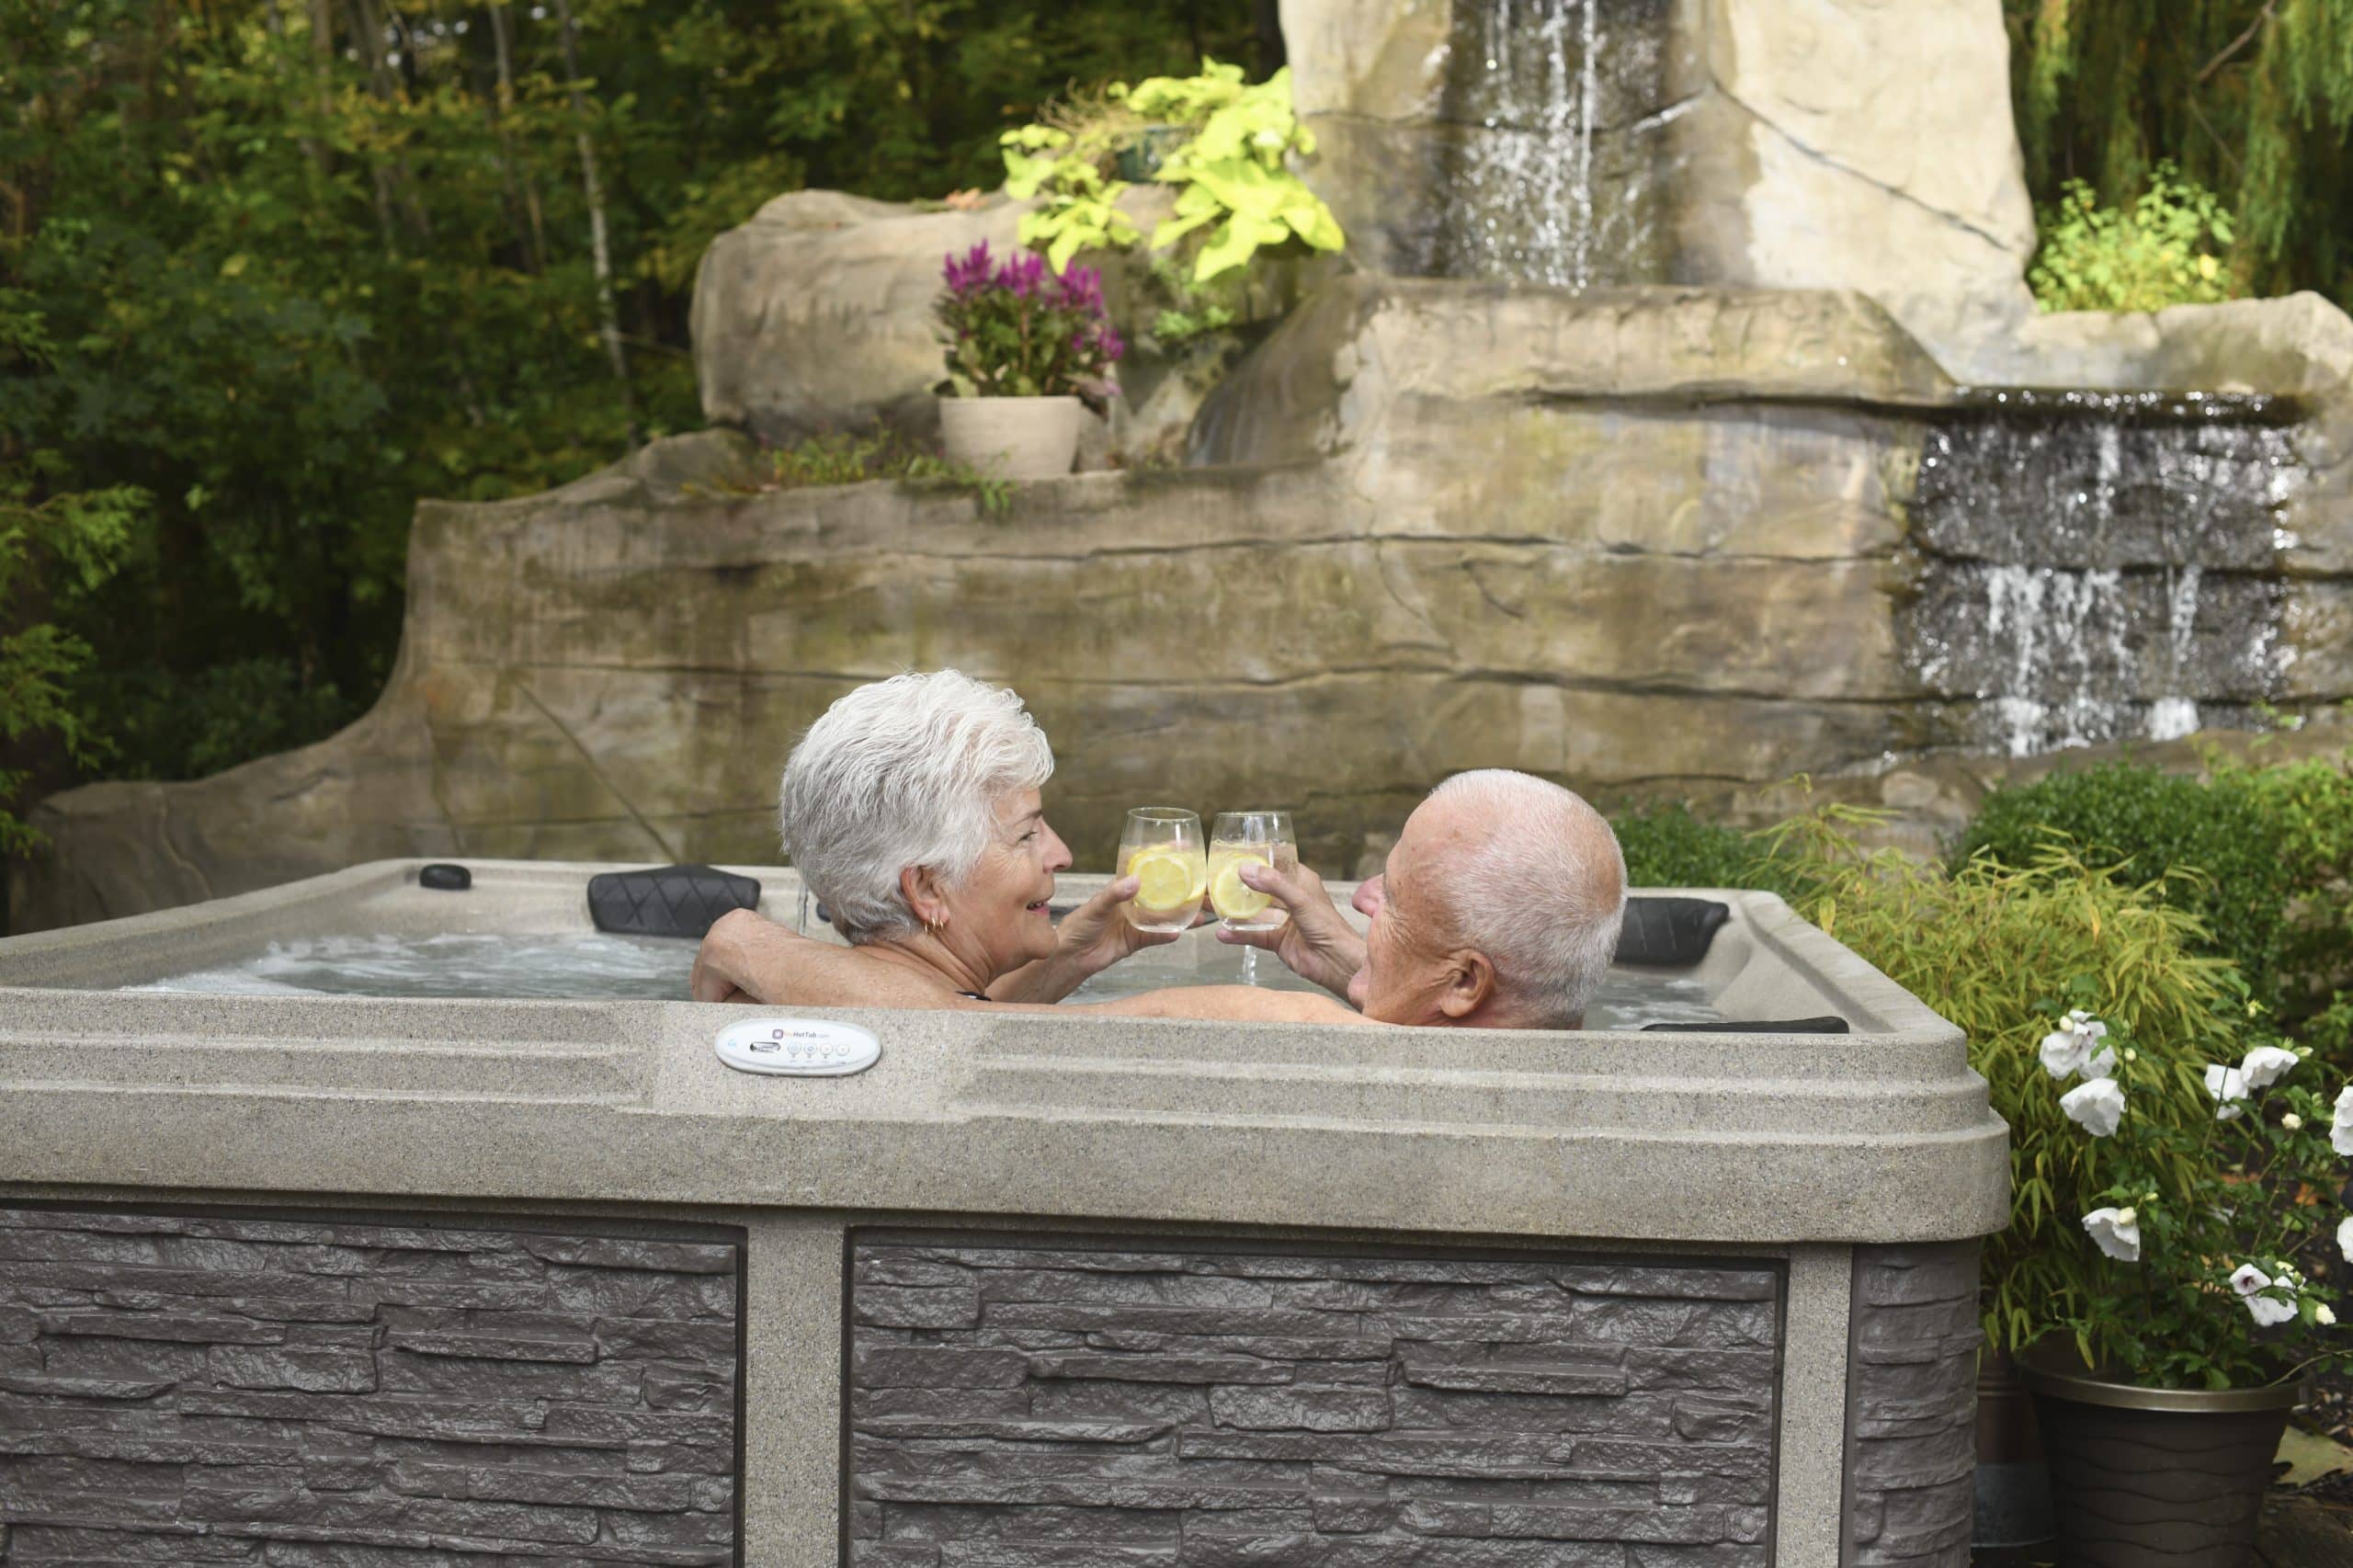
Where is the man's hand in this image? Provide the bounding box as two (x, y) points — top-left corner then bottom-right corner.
(1215, 861), (1367, 1000)
(690, 908), (784, 1004)
(991, 876), (1201, 1004)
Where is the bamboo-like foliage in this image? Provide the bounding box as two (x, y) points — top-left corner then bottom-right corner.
(1757, 805), (2256, 1354)
(2006, 0), (2353, 298)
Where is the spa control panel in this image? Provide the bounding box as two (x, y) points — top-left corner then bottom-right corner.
(713, 1017), (880, 1077)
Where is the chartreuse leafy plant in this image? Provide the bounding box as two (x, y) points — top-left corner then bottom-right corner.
(1001, 125), (1143, 273)
(1130, 61), (1342, 283)
(2038, 1003), (2353, 1390)
(2028, 161), (2242, 312)
(1000, 59), (1342, 282)
(1754, 804), (2250, 1355)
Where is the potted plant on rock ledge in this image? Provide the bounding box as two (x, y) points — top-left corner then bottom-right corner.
(2020, 1002), (2353, 1564)
(934, 242), (1123, 482)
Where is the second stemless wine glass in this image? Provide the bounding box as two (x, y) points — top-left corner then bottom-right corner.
(1118, 807), (1207, 933)
(1208, 811), (1297, 932)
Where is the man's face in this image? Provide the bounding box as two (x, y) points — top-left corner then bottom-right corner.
(1347, 795), (1480, 1025)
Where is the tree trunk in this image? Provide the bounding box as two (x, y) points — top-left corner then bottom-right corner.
(486, 1), (548, 271)
(305, 0), (335, 178)
(549, 0), (639, 447)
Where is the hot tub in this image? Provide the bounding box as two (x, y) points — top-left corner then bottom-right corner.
(0, 858), (2005, 1566)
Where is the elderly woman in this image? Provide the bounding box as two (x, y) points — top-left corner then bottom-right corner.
(692, 669), (1338, 1015)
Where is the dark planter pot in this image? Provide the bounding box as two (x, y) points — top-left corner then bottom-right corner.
(1974, 1347), (2056, 1550)
(1113, 125), (1188, 182)
(2019, 1346), (2299, 1567)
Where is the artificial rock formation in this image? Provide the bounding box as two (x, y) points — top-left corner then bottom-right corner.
(18, 0), (2353, 930)
(1277, 0), (2039, 380)
(23, 276), (2352, 930)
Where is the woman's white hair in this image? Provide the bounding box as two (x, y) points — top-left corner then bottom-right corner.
(1428, 769), (1627, 1028)
(778, 671), (1054, 944)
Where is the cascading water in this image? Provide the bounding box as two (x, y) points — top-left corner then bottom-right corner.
(1904, 392), (2304, 757)
(1427, 0), (1673, 287)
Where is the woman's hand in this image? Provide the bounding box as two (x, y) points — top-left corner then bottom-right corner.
(1215, 860), (1367, 1000)
(989, 876), (1202, 1004)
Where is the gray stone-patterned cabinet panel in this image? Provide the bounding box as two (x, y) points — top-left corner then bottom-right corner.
(847, 1238), (1783, 1563)
(0, 1206), (741, 1565)
(1841, 1241), (1981, 1567)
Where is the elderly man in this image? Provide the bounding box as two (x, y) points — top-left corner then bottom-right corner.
(693, 767), (1628, 1030)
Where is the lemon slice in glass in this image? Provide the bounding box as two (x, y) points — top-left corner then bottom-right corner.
(1210, 858), (1272, 921)
(1130, 850), (1196, 914)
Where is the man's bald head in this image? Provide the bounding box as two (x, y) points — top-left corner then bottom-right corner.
(1350, 769), (1627, 1028)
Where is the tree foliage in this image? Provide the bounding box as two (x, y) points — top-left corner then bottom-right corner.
(0, 0), (1267, 804)
(2006, 0), (2353, 304)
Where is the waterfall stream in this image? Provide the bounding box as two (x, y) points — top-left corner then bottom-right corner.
(1904, 392), (2303, 757)
(1429, 0), (1671, 287)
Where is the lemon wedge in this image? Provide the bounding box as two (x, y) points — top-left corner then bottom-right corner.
(1210, 858), (1271, 921)
(1130, 851), (1197, 914)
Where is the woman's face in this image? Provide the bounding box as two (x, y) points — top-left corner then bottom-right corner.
(938, 788), (1072, 975)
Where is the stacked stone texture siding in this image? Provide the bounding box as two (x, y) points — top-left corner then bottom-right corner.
(849, 1239), (1783, 1564)
(0, 1206), (740, 1564)
(1841, 1241), (1980, 1567)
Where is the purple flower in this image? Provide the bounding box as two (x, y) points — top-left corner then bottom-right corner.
(941, 242), (995, 295)
(1056, 264), (1105, 312)
(993, 251), (1046, 299)
(1096, 324), (1125, 362)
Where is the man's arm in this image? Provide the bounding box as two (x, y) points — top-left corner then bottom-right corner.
(1073, 985), (1371, 1025)
(1214, 861), (1368, 998)
(693, 911), (1372, 1024)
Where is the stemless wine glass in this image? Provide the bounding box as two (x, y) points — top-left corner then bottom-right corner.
(1208, 811), (1297, 933)
(1118, 807), (1207, 933)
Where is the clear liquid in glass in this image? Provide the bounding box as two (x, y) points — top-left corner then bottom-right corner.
(1119, 806), (1207, 933)
(1209, 811), (1297, 934)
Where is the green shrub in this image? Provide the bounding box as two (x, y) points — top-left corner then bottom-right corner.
(2217, 747), (2353, 1012)
(1955, 763), (2292, 1006)
(1610, 803), (1813, 903)
(2028, 161), (2243, 313)
(1763, 806), (2251, 1356)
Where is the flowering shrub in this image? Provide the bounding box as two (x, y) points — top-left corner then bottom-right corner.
(2042, 1004), (2353, 1389)
(936, 243), (1124, 410)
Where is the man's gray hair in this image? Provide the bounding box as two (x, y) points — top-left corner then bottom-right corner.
(1429, 769), (1627, 1028)
(778, 670), (1054, 944)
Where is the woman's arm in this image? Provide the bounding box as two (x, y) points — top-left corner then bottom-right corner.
(690, 911), (954, 1009)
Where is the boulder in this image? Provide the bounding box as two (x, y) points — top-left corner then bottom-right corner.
(691, 185), (1336, 460)
(1277, 0), (2039, 378)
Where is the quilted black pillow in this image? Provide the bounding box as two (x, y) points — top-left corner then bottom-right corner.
(585, 864), (761, 939)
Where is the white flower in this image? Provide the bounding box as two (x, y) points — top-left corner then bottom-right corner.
(2335, 1085), (2353, 1155)
(2338, 1214), (2353, 1264)
(2242, 1045), (2300, 1088)
(2040, 1013), (2109, 1080)
(2082, 1207), (2141, 1261)
(2251, 1294), (2298, 1327)
(2230, 1262), (2299, 1325)
(2085, 1045), (2119, 1080)
(2060, 1077), (2126, 1137)
(2206, 1063), (2249, 1120)
(2286, 1113), (2305, 1131)
(2323, 1305), (2338, 1327)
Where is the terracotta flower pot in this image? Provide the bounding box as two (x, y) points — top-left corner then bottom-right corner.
(938, 395), (1085, 481)
(2019, 1344), (2299, 1567)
